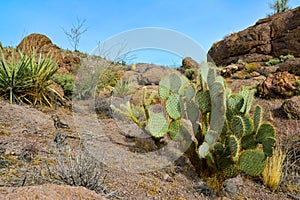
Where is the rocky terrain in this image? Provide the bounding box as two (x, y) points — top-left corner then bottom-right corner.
(0, 6), (299, 200)
(208, 6), (300, 66)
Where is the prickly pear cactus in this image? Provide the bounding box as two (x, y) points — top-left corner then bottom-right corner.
(111, 61), (277, 187)
(238, 149), (266, 176)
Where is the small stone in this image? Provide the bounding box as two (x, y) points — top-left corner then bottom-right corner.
(250, 71), (260, 77)
(162, 173), (173, 182)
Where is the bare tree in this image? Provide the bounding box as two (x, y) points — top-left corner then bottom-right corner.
(269, 0), (290, 14)
(62, 18), (87, 52)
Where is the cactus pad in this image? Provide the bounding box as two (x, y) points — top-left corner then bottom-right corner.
(262, 137), (276, 157)
(242, 115), (253, 135)
(169, 120), (183, 141)
(204, 130), (219, 146)
(184, 83), (196, 102)
(238, 149), (266, 176)
(169, 73), (182, 93)
(148, 113), (168, 138)
(227, 135), (240, 161)
(253, 105), (262, 133)
(228, 94), (244, 114)
(219, 158), (238, 178)
(230, 115), (245, 139)
(241, 134), (257, 149)
(196, 90), (211, 113)
(166, 94), (183, 120)
(158, 77), (170, 100)
(256, 123), (275, 143)
(198, 142), (210, 158)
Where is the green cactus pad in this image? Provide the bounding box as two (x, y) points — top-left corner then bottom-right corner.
(207, 68), (216, 87)
(213, 142), (224, 155)
(241, 134), (257, 149)
(148, 113), (168, 138)
(253, 105), (262, 133)
(256, 123), (275, 143)
(227, 135), (240, 161)
(186, 100), (199, 123)
(240, 87), (254, 114)
(158, 77), (170, 100)
(230, 115), (245, 139)
(198, 142), (210, 158)
(228, 94), (244, 114)
(238, 149), (266, 176)
(262, 137), (276, 157)
(166, 94), (183, 120)
(226, 109), (234, 122)
(242, 115), (253, 135)
(196, 90), (211, 113)
(168, 120), (183, 141)
(210, 81), (226, 134)
(204, 130), (219, 146)
(219, 158), (238, 178)
(184, 83), (196, 102)
(178, 75), (189, 96)
(169, 73), (182, 93)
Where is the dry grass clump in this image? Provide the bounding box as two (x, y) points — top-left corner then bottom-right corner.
(262, 146), (286, 191)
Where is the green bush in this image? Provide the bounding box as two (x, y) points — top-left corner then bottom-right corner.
(265, 54), (294, 66)
(245, 62), (260, 72)
(265, 58), (281, 66)
(52, 73), (75, 97)
(280, 54), (294, 61)
(269, 0), (290, 14)
(0, 50), (62, 107)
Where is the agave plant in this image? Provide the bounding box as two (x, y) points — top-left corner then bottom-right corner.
(0, 49), (62, 107)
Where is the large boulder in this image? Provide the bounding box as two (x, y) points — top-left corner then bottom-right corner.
(281, 96), (300, 119)
(16, 33), (80, 73)
(257, 71), (298, 98)
(17, 33), (62, 62)
(208, 7), (300, 66)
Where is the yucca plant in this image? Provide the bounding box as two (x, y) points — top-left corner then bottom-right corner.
(0, 49), (62, 107)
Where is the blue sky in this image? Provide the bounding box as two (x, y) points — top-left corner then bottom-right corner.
(1, 0), (299, 66)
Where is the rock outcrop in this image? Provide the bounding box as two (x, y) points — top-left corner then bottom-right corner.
(16, 33), (80, 73)
(208, 7), (300, 66)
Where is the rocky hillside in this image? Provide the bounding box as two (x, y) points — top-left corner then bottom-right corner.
(208, 6), (300, 66)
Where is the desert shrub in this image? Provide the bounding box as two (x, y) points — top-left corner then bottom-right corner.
(47, 144), (113, 196)
(97, 65), (125, 94)
(73, 64), (102, 100)
(262, 146), (286, 191)
(112, 68), (276, 191)
(280, 54), (294, 61)
(0, 50), (62, 107)
(265, 54), (294, 66)
(113, 78), (134, 98)
(184, 68), (197, 80)
(265, 58), (281, 66)
(282, 135), (300, 182)
(52, 73), (75, 97)
(245, 62), (260, 72)
(269, 0), (290, 14)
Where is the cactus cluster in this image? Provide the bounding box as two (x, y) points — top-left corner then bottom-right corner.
(111, 64), (276, 185)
